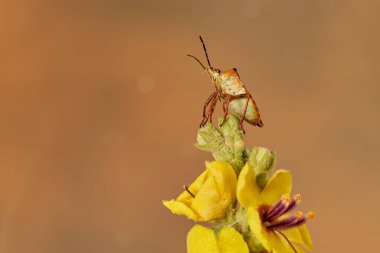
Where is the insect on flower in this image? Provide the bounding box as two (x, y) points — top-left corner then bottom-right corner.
(188, 36), (264, 130)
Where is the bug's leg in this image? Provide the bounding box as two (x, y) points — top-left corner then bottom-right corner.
(207, 95), (218, 125)
(223, 95), (232, 120)
(223, 94), (232, 121)
(240, 93), (251, 132)
(200, 92), (217, 127)
(201, 94), (217, 127)
(202, 92), (217, 117)
(200, 92), (218, 127)
(233, 67), (241, 79)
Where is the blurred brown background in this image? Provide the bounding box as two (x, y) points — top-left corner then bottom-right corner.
(0, 0), (379, 252)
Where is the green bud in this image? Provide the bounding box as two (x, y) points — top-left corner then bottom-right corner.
(195, 116), (246, 174)
(249, 147), (276, 174)
(248, 147), (276, 189)
(195, 123), (224, 152)
(218, 116), (244, 140)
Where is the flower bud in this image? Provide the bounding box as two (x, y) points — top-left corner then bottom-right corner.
(249, 147), (276, 174)
(248, 147), (276, 189)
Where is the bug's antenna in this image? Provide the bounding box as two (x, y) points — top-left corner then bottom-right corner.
(187, 54), (206, 70)
(199, 36), (211, 68)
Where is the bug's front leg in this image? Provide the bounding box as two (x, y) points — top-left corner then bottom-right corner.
(200, 91), (218, 127)
(200, 95), (217, 127)
(202, 91), (217, 118)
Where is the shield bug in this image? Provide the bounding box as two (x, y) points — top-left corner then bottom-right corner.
(187, 36), (264, 130)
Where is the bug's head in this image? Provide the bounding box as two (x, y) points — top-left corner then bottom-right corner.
(207, 67), (221, 81)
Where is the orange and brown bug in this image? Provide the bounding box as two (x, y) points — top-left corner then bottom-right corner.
(187, 36), (264, 130)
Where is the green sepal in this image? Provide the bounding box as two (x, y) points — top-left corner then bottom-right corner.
(235, 205), (249, 235)
(247, 233), (265, 253)
(255, 172), (269, 191)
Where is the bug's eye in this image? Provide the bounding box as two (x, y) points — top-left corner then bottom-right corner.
(216, 69), (221, 74)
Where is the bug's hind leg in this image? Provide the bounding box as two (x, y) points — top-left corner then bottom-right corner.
(200, 92), (218, 128)
(222, 94), (232, 122)
(239, 93), (251, 133)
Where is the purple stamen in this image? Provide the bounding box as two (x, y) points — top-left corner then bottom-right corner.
(268, 216), (306, 231)
(265, 195), (301, 222)
(265, 198), (286, 218)
(265, 202), (289, 222)
(260, 194), (313, 232)
(266, 215), (298, 229)
(286, 217), (307, 228)
(282, 199), (297, 214)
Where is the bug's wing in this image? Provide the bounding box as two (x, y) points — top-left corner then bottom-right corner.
(228, 97), (263, 127)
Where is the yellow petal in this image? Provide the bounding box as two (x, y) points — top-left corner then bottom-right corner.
(237, 163), (260, 209)
(293, 244), (306, 253)
(191, 174), (222, 220)
(187, 225), (220, 253)
(266, 231), (294, 253)
(191, 161), (237, 220)
(281, 227), (302, 247)
(206, 161), (237, 196)
(246, 207), (271, 251)
(217, 227), (249, 253)
(275, 216), (313, 250)
(297, 224), (313, 250)
(260, 170), (292, 206)
(162, 200), (200, 221)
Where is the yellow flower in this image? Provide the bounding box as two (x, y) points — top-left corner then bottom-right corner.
(187, 225), (249, 253)
(237, 163), (314, 253)
(163, 161), (237, 221)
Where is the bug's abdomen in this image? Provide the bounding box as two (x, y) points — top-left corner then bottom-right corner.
(228, 97), (263, 127)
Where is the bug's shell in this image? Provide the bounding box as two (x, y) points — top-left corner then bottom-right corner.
(228, 97), (263, 127)
(212, 69), (247, 96)
(219, 69), (263, 126)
